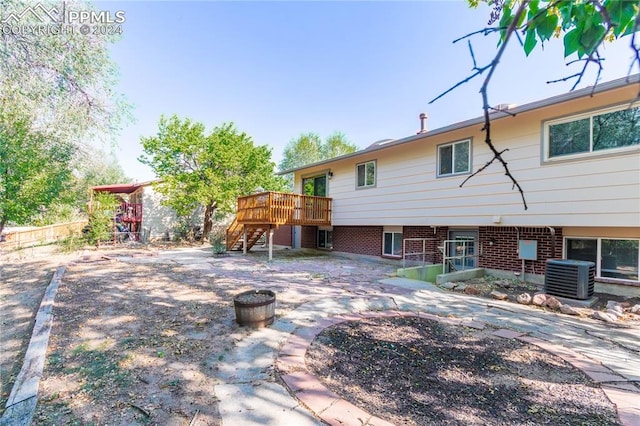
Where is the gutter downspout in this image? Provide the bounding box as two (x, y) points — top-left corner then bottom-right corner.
(547, 226), (556, 259)
(514, 227), (524, 281)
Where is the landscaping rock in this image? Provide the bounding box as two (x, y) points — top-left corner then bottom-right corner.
(593, 311), (618, 323)
(453, 283), (468, 292)
(464, 286), (481, 296)
(490, 290), (508, 300)
(606, 301), (624, 316)
(494, 280), (512, 289)
(631, 304), (640, 314)
(606, 310), (623, 320)
(560, 305), (581, 316)
(532, 293), (547, 306)
(544, 296), (562, 310)
(516, 293), (532, 305)
(441, 282), (457, 290)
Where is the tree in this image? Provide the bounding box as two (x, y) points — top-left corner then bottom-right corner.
(0, 114), (74, 234)
(139, 115), (286, 236)
(431, 0), (640, 209)
(84, 191), (120, 246)
(0, 0), (129, 231)
(278, 132), (358, 189)
(1, 0), (129, 142)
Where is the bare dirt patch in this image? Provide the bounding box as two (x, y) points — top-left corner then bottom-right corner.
(33, 254), (239, 425)
(7, 245), (394, 425)
(1, 245), (78, 409)
(306, 316), (623, 426)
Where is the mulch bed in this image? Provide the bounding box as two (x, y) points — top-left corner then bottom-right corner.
(305, 316), (622, 426)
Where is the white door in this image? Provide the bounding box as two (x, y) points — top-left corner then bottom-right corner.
(448, 230), (478, 271)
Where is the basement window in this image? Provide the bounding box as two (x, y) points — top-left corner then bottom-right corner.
(383, 228), (403, 257)
(318, 229), (333, 249)
(565, 237), (639, 282)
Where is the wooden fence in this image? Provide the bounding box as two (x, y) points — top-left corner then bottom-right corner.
(1, 220), (87, 249)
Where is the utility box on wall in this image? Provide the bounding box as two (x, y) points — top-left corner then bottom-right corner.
(518, 240), (538, 260)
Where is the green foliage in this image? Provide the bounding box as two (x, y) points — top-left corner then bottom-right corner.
(209, 224), (227, 255)
(139, 115), (286, 235)
(33, 202), (79, 226)
(0, 114), (74, 233)
(172, 215), (202, 242)
(278, 132), (358, 189)
(1, 0), (130, 144)
(67, 148), (130, 211)
(477, 0), (640, 58)
(57, 233), (86, 253)
(85, 192), (119, 245)
(0, 1), (129, 231)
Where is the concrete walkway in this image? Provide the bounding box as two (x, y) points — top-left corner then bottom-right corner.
(214, 276), (640, 426)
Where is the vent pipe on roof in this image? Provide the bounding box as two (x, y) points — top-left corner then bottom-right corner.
(417, 113), (428, 134)
(493, 103), (517, 112)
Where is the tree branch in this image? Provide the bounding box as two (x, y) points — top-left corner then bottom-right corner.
(432, 1), (530, 209)
(459, 148), (508, 187)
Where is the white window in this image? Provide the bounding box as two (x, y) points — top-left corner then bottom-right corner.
(565, 237), (639, 282)
(544, 104), (640, 160)
(438, 139), (471, 177)
(318, 229), (333, 249)
(383, 228), (403, 257)
(356, 160), (376, 188)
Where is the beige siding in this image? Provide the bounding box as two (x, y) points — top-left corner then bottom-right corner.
(142, 187), (178, 240)
(295, 84), (640, 228)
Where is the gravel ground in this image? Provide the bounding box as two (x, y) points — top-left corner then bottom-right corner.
(306, 316), (622, 426)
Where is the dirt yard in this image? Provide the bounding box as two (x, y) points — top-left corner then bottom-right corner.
(2, 244), (396, 425)
(1, 243), (638, 425)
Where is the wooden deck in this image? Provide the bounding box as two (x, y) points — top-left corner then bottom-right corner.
(227, 192), (332, 252)
(237, 192), (332, 226)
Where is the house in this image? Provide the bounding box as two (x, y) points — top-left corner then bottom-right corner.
(240, 75), (639, 291)
(90, 180), (180, 241)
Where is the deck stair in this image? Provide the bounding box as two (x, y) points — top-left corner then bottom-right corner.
(226, 221), (267, 251)
(225, 191), (333, 255)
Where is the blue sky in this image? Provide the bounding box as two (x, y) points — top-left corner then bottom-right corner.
(102, 1), (635, 182)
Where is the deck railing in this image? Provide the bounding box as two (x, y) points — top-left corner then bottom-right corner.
(118, 202), (142, 222)
(236, 192), (332, 226)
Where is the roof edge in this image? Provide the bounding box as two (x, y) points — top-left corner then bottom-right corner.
(278, 74), (640, 175)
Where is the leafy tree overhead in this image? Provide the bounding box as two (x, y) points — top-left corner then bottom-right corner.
(139, 115), (286, 236)
(431, 0), (640, 209)
(1, 0), (129, 142)
(278, 132), (358, 189)
(476, 0), (640, 85)
(0, 0), (129, 230)
(0, 114), (74, 234)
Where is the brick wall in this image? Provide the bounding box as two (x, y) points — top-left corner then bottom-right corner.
(479, 226), (563, 274)
(319, 224), (562, 272)
(333, 226), (383, 256)
(301, 226), (317, 249)
(272, 225), (292, 246)
(403, 226), (449, 264)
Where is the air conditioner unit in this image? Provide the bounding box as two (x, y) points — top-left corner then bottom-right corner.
(544, 259), (595, 300)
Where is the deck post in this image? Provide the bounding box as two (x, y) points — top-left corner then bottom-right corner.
(268, 226), (274, 261)
(243, 226), (247, 255)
